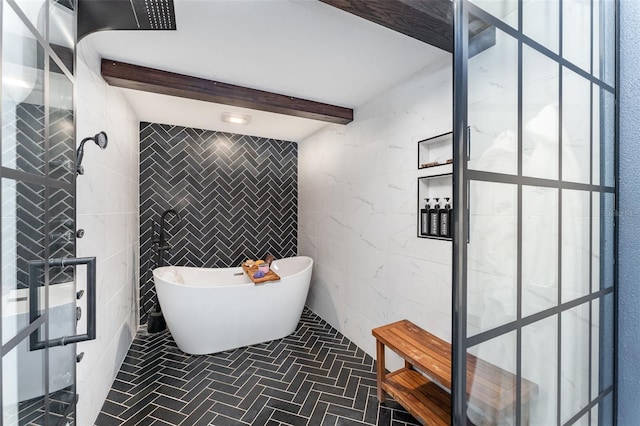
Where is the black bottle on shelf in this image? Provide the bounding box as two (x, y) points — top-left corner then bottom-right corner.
(420, 198), (430, 236)
(439, 197), (451, 238)
(429, 197), (440, 236)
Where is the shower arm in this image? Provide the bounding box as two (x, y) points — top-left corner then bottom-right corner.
(76, 131), (108, 175)
(75, 137), (93, 174)
(76, 137), (92, 166)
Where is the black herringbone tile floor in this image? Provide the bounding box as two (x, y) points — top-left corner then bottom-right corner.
(95, 308), (420, 426)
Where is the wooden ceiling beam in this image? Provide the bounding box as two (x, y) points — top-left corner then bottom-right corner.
(319, 0), (496, 56)
(319, 0), (454, 52)
(101, 59), (354, 125)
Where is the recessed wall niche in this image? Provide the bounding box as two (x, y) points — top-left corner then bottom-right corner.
(417, 132), (453, 240)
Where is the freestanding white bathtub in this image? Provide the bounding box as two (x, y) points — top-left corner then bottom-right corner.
(153, 256), (313, 355)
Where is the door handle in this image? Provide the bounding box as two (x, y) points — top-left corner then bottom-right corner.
(28, 257), (97, 350)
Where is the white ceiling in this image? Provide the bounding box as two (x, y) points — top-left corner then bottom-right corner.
(85, 0), (450, 141)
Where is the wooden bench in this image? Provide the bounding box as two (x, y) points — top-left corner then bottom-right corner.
(372, 320), (538, 425)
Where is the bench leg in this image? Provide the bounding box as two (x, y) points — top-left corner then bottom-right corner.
(376, 340), (386, 403)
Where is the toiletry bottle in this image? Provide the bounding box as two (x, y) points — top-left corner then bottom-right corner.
(429, 198), (440, 236)
(440, 197), (451, 238)
(420, 198), (430, 236)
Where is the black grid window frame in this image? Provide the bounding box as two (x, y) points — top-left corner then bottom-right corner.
(0, 0), (78, 423)
(452, 0), (618, 425)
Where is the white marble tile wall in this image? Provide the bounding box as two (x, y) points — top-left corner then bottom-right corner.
(75, 38), (139, 426)
(299, 57), (453, 372)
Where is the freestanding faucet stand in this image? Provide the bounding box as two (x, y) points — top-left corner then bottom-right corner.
(147, 209), (181, 333)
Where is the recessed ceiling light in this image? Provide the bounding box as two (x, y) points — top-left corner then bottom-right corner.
(222, 112), (251, 125)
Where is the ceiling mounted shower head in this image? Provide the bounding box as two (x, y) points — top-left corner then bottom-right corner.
(76, 131), (109, 175)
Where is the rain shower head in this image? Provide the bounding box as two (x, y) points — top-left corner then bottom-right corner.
(76, 131), (108, 175)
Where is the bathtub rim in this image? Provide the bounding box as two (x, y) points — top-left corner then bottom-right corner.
(2, 281), (76, 317)
(153, 255), (313, 289)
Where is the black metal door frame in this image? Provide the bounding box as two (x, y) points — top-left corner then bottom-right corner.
(451, 0), (619, 424)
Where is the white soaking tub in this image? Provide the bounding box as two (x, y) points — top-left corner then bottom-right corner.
(153, 256), (313, 355)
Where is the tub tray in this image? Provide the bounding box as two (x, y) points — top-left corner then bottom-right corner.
(241, 264), (281, 284)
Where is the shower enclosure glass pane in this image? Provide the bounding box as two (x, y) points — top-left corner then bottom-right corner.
(592, 193), (615, 293)
(1, 179), (47, 345)
(522, 186), (558, 317)
(2, 3), (46, 175)
(522, 315), (557, 425)
(561, 303), (590, 423)
(561, 189), (591, 303)
(600, 194), (615, 290)
(599, 292), (614, 393)
(591, 192), (603, 293)
(522, 46), (559, 181)
(48, 59), (75, 184)
(562, 0), (592, 71)
(591, 406), (599, 426)
(45, 59), (77, 426)
(598, 0), (616, 88)
(576, 413), (591, 426)
(600, 90), (616, 187)
(49, 0), (75, 75)
(455, 0), (615, 424)
(12, 0), (46, 37)
(46, 266), (76, 423)
(523, 0), (559, 53)
(470, 0), (518, 28)
(562, 68), (591, 184)
(2, 341), (46, 426)
(466, 332), (517, 425)
(468, 29), (518, 175)
(591, 298), (600, 400)
(2, 1), (79, 423)
(467, 181), (517, 336)
(592, 86), (601, 185)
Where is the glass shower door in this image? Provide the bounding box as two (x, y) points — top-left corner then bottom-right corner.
(1, 0), (89, 424)
(452, 0), (616, 424)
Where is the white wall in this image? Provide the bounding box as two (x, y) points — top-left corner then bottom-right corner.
(75, 38), (139, 426)
(298, 57), (453, 370)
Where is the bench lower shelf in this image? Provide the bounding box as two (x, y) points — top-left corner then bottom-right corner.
(382, 368), (451, 426)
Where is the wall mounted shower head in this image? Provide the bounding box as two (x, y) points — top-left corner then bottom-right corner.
(76, 131), (108, 175)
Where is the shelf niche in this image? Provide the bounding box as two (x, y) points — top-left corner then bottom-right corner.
(418, 131), (453, 172)
(417, 132), (453, 241)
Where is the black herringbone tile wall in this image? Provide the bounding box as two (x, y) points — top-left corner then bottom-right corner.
(139, 123), (297, 323)
(96, 308), (420, 426)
